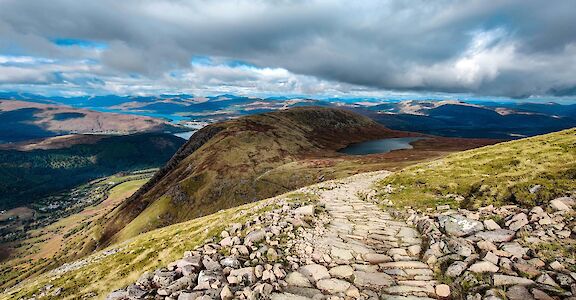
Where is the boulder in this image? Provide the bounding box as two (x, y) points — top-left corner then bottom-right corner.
(328, 265), (354, 280)
(436, 284), (451, 298)
(475, 229), (515, 243)
(298, 264), (330, 283)
(468, 261), (499, 273)
(244, 230), (266, 245)
(285, 272), (313, 287)
(316, 278), (351, 294)
(550, 197), (574, 211)
(294, 205), (315, 216)
(484, 219), (502, 230)
(493, 274), (535, 286)
(438, 215), (485, 237)
(506, 285), (534, 300)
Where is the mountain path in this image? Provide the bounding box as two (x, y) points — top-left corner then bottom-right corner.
(275, 171), (439, 299)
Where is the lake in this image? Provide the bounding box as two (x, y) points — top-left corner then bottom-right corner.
(339, 137), (425, 155)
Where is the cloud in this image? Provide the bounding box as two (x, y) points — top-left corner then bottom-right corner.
(0, 0), (575, 98)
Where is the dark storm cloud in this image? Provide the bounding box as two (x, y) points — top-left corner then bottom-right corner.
(0, 0), (575, 98)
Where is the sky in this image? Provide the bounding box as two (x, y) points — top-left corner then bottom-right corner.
(1, 0), (576, 101)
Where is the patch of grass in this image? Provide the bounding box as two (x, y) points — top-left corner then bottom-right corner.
(376, 128), (576, 209)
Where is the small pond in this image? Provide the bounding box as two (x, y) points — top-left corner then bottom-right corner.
(339, 137), (425, 155)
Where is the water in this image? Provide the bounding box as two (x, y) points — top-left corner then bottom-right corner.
(339, 137), (425, 155)
(174, 131), (196, 140)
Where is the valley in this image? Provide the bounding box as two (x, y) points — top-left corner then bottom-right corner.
(0, 171), (152, 290)
(0, 106), (573, 300)
(1, 127), (573, 300)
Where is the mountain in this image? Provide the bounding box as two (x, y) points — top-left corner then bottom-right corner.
(3, 128), (574, 300)
(96, 107), (410, 245)
(358, 101), (576, 138)
(0, 133), (185, 210)
(0, 100), (183, 143)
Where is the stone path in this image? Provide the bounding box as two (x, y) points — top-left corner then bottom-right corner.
(276, 171), (440, 299)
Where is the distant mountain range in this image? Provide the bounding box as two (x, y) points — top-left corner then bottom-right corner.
(1, 92), (576, 140)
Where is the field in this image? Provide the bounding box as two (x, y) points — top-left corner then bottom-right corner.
(376, 128), (576, 209)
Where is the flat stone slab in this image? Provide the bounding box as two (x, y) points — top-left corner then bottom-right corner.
(379, 261), (430, 269)
(353, 271), (394, 289)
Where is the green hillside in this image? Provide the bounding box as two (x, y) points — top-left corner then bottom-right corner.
(377, 128), (576, 209)
(0, 133), (185, 210)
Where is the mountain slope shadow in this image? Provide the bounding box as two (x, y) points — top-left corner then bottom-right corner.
(98, 107), (412, 246)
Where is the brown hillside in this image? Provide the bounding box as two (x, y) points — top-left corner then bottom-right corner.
(97, 107), (410, 245)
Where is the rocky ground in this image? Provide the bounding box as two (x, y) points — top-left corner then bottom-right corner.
(391, 196), (576, 300)
(100, 171), (575, 300)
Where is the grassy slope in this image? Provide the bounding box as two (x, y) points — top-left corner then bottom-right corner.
(377, 128), (576, 209)
(99, 107), (405, 246)
(0, 192), (314, 300)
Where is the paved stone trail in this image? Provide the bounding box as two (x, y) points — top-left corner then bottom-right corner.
(278, 171), (439, 299)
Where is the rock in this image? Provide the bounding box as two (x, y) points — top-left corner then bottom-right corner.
(106, 290), (128, 300)
(202, 256), (221, 270)
(468, 261), (499, 273)
(484, 219), (502, 230)
(446, 261), (467, 277)
(152, 271), (177, 287)
(299, 264), (330, 283)
(183, 255), (203, 268)
(230, 267), (256, 284)
(437, 205), (451, 210)
(316, 278), (351, 294)
(379, 261), (429, 269)
(506, 285), (534, 300)
(270, 292), (312, 300)
(285, 272), (312, 287)
(220, 284), (233, 300)
(536, 274), (559, 287)
(363, 253), (392, 264)
(220, 257), (240, 269)
(158, 276), (193, 296)
(244, 230), (266, 245)
(550, 197), (573, 211)
(532, 288), (555, 300)
(408, 245), (421, 256)
(267, 248), (279, 262)
(507, 213), (529, 231)
(439, 215), (485, 237)
(484, 252), (499, 265)
(330, 247), (354, 261)
(220, 236), (233, 247)
(353, 271), (393, 288)
(513, 262), (541, 278)
(475, 229), (515, 243)
(529, 185), (542, 194)
(178, 292), (203, 300)
(501, 242), (528, 258)
(329, 265), (354, 280)
(345, 285), (361, 298)
(447, 238), (475, 256)
(549, 261), (565, 271)
(436, 284), (451, 298)
(477, 240), (498, 252)
(493, 274), (535, 286)
(127, 284), (147, 299)
(294, 205), (315, 216)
